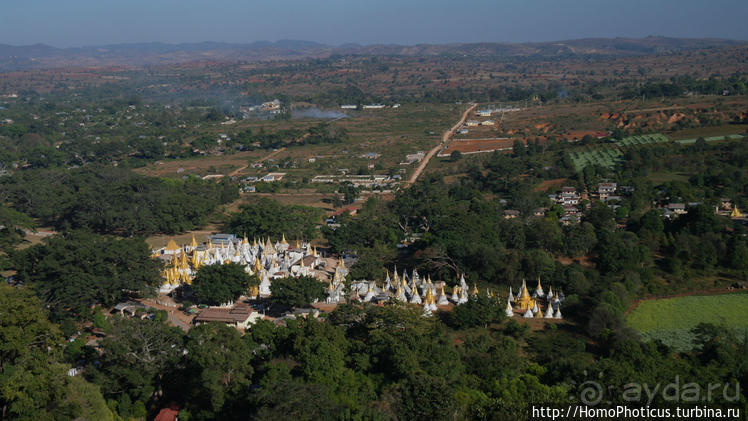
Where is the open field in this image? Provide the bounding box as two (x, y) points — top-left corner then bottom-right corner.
(675, 134), (745, 144)
(134, 150), (267, 178)
(667, 123), (748, 140)
(134, 103), (465, 183)
(627, 293), (748, 352)
(440, 138), (516, 156)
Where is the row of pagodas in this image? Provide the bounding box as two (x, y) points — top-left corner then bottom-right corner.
(153, 234), (323, 294)
(327, 266), (565, 320)
(506, 277), (564, 319)
(328, 267), (490, 315)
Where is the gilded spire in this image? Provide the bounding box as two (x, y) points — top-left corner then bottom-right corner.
(425, 285), (435, 305)
(165, 239), (180, 252)
(180, 250), (189, 269)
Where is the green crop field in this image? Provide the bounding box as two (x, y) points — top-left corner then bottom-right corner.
(675, 134), (744, 144)
(614, 133), (670, 147)
(569, 146), (623, 171)
(627, 294), (748, 352)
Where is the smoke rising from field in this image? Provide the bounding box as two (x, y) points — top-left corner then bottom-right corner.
(292, 107), (347, 119)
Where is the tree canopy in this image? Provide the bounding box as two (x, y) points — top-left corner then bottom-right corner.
(191, 263), (257, 306)
(0, 283), (114, 420)
(12, 231), (162, 318)
(0, 166), (237, 236)
(226, 198), (323, 241)
(268, 275), (326, 308)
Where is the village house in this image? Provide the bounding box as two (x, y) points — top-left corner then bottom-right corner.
(193, 304), (262, 330)
(533, 208), (548, 218)
(598, 182), (617, 201)
(503, 209), (520, 219)
(261, 172), (286, 182)
(664, 203), (687, 217)
(559, 187), (580, 206)
(361, 152), (381, 159)
(402, 151), (425, 165)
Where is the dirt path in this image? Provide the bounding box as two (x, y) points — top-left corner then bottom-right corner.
(404, 103), (477, 187)
(228, 147), (286, 177)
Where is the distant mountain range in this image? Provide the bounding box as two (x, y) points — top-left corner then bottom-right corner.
(0, 37), (745, 71)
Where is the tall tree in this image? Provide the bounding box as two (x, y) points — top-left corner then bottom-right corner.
(191, 263), (257, 306)
(0, 283), (113, 420)
(13, 231), (162, 317)
(269, 276), (326, 308)
(226, 198), (323, 241)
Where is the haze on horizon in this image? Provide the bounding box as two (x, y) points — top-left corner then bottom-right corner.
(2, 0), (748, 48)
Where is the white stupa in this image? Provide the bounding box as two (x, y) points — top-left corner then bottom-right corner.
(409, 289), (422, 304)
(450, 286), (460, 303)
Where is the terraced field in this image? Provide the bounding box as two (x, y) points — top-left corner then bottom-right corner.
(569, 146), (623, 171)
(614, 133), (670, 147)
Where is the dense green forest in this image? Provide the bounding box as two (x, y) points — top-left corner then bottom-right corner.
(0, 166), (237, 236)
(2, 285), (745, 420)
(226, 198), (324, 241)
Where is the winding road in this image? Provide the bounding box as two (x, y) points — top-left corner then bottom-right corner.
(404, 103), (477, 187)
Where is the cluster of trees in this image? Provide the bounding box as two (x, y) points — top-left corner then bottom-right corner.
(0, 283), (115, 420)
(323, 142), (746, 340)
(11, 230), (162, 319)
(4, 286), (744, 420)
(1, 166), (238, 236)
(226, 198), (323, 241)
(622, 75), (748, 98)
(191, 263), (259, 306)
(233, 123), (347, 151)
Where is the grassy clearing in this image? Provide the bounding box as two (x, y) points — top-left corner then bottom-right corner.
(675, 134), (744, 144)
(627, 293), (748, 351)
(667, 124), (748, 141)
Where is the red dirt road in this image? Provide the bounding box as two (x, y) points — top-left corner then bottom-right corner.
(404, 103), (477, 187)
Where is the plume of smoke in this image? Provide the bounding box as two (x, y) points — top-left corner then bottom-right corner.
(292, 107), (348, 119)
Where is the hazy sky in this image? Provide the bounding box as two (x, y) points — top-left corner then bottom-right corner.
(2, 0), (747, 47)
